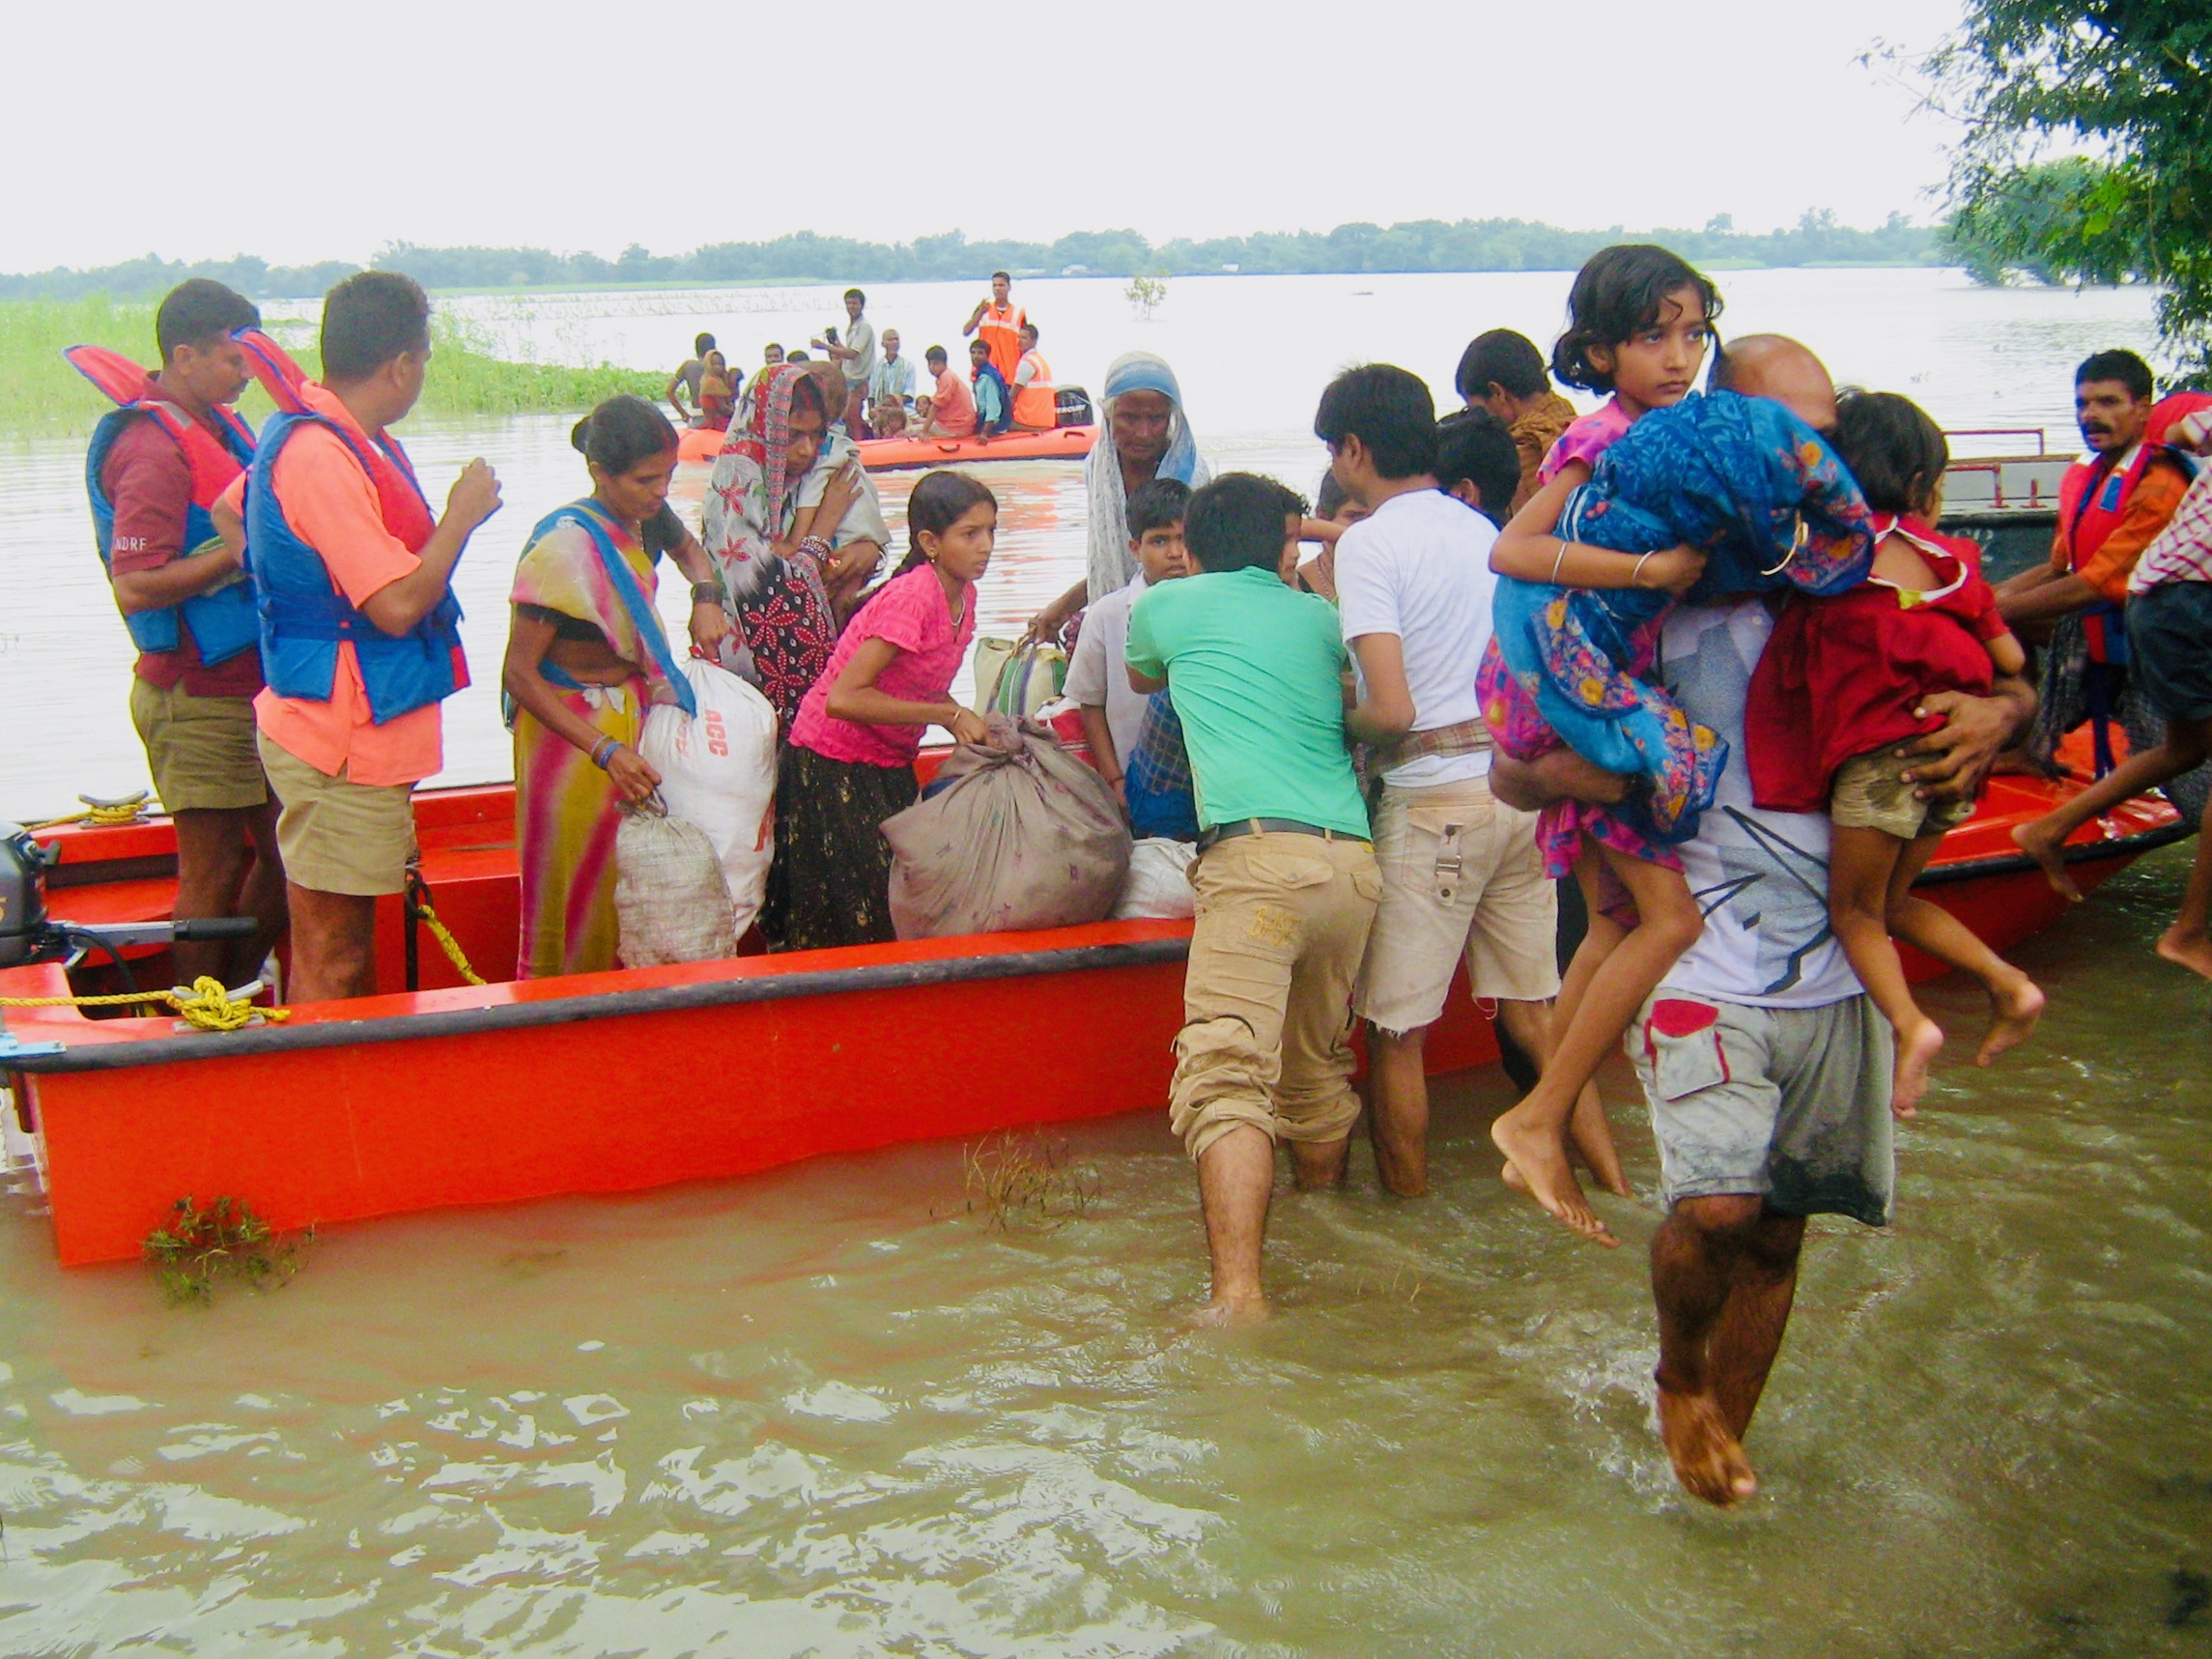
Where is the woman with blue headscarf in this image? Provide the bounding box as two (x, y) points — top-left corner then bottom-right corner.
(1026, 350), (1210, 640)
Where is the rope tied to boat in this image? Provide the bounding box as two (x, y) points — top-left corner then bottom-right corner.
(0, 977), (288, 1031)
(24, 791), (156, 831)
(404, 867), (487, 987)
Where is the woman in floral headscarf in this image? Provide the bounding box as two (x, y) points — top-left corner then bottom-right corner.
(701, 362), (892, 728)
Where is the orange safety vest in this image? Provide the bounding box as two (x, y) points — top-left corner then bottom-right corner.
(1012, 350), (1056, 428)
(976, 300), (1025, 381)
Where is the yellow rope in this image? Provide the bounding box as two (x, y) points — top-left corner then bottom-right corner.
(412, 900), (486, 987)
(0, 977), (287, 1031)
(24, 793), (155, 831)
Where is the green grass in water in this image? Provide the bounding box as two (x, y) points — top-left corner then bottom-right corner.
(1, 297), (659, 432)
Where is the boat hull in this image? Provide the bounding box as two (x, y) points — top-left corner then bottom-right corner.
(1, 737), (2184, 1266)
(675, 424), (1096, 472)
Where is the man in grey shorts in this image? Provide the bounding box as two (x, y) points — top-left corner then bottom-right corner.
(1495, 595), (2032, 1505)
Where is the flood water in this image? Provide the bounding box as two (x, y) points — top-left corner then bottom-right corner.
(2, 271), (2206, 1655)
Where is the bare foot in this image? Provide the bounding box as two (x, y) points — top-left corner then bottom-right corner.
(1975, 974), (2045, 1066)
(1656, 1383), (1758, 1506)
(1891, 1016), (1944, 1118)
(1568, 1085), (1633, 1198)
(1183, 1293), (1270, 1330)
(1490, 1106), (1620, 1247)
(2012, 819), (2083, 901)
(2155, 926), (2212, 982)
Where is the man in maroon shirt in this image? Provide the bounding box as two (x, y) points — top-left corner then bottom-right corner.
(98, 279), (287, 982)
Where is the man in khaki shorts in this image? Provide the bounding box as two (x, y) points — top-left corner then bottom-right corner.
(238, 272), (501, 1003)
(1318, 364), (1614, 1198)
(1125, 472), (1380, 1325)
(85, 278), (287, 984)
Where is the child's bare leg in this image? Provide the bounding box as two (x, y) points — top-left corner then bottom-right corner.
(2157, 735), (2212, 979)
(1886, 829), (2044, 1065)
(1492, 845), (1699, 1246)
(1829, 825), (1943, 1116)
(2014, 726), (2212, 901)
(1495, 993), (1631, 1198)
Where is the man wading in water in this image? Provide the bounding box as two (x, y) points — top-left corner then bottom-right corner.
(1494, 591), (2031, 1503)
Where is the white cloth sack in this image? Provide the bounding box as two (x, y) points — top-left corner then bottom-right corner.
(615, 802), (739, 967)
(1112, 837), (1197, 919)
(638, 658), (779, 938)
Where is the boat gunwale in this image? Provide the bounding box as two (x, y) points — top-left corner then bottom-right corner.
(3, 934), (1192, 1076)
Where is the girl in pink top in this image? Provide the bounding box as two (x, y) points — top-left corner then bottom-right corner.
(776, 472), (996, 950)
(1475, 243), (1722, 1246)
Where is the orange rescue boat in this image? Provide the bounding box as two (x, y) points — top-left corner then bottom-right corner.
(0, 735), (2184, 1267)
(674, 424), (1096, 471)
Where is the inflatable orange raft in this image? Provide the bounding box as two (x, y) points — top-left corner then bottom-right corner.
(675, 424), (1097, 471)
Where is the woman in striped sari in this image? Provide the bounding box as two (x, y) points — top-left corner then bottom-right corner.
(502, 396), (726, 978)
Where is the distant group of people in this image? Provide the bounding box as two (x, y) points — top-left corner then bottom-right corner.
(77, 240), (2212, 1511)
(662, 272), (1063, 447)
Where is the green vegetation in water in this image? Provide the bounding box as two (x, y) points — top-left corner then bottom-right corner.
(951, 1133), (1100, 1233)
(0, 298), (659, 435)
(141, 1194), (310, 1304)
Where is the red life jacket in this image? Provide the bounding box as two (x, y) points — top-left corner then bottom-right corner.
(2056, 440), (2176, 663)
(68, 345), (261, 664)
(235, 328), (436, 549)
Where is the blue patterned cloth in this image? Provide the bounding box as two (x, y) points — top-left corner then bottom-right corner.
(1485, 390), (1875, 851)
(1124, 690), (1199, 841)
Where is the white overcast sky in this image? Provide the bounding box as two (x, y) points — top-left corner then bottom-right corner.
(5, 0), (1966, 272)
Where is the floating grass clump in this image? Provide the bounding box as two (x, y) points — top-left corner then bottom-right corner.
(955, 1133), (1101, 1232)
(0, 298), (659, 433)
(142, 1195), (310, 1304)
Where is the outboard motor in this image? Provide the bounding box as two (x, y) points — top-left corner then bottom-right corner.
(1055, 386), (1094, 428)
(0, 821), (253, 972)
(0, 825), (56, 970)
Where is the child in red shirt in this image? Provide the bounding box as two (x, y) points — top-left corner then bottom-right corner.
(1749, 390), (2043, 1113)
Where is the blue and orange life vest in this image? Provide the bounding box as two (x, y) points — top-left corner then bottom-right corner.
(2056, 389), (2212, 664)
(71, 346), (261, 665)
(245, 410), (468, 725)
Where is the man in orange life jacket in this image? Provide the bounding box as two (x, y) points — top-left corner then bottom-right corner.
(232, 272), (502, 1004)
(83, 278), (289, 985)
(961, 271), (1025, 385)
(1996, 350), (2202, 779)
(1010, 323), (1057, 431)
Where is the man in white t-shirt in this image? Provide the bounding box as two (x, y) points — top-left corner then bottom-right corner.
(1319, 364), (1585, 1198)
(1493, 595), (2032, 1508)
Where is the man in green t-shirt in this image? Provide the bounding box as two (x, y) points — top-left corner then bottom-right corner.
(1126, 472), (1380, 1325)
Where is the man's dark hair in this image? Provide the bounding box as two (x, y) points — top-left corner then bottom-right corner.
(925, 345), (948, 364)
(991, 270), (1011, 284)
(765, 341), (783, 356)
(1127, 476), (1191, 541)
(694, 331), (716, 356)
(1314, 363), (1439, 480)
(1434, 409), (1522, 527)
(1315, 470), (1350, 520)
(1455, 329), (1549, 404)
(320, 271), (431, 382)
(1184, 473), (1303, 574)
(1551, 243), (1721, 394)
(2076, 348), (2154, 402)
(845, 287), (865, 305)
(1829, 388), (1948, 517)
(156, 279), (260, 362)
(1022, 322), (1040, 341)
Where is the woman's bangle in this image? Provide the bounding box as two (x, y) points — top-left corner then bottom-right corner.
(1549, 543), (1570, 585)
(1631, 552), (1655, 587)
(798, 534), (833, 562)
(690, 580), (723, 605)
(590, 736), (619, 770)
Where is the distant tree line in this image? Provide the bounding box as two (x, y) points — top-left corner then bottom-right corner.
(0, 213), (1943, 302)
